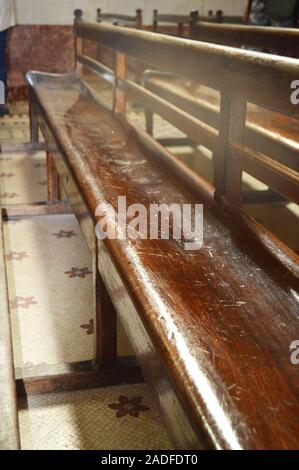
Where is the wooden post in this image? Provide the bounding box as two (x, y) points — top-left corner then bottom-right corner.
(47, 152), (60, 203)
(136, 8), (143, 29)
(178, 22), (184, 36)
(214, 94), (232, 203)
(29, 97), (39, 144)
(224, 97), (247, 209)
(190, 10), (199, 38)
(74, 9), (83, 74)
(94, 253), (117, 368)
(113, 52), (128, 115)
(216, 10), (224, 23)
(135, 9), (143, 84)
(153, 9), (158, 32)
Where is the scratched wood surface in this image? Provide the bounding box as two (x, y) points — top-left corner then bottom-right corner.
(27, 69), (299, 449)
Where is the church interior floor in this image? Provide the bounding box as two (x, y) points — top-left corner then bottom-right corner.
(0, 100), (298, 450)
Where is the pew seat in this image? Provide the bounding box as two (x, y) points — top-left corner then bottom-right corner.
(27, 70), (299, 450)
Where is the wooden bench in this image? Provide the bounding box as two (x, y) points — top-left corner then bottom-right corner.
(26, 11), (299, 449)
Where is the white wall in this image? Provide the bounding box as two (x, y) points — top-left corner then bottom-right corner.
(13, 0), (245, 25)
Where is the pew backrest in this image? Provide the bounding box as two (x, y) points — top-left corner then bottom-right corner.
(97, 8), (143, 28)
(152, 10), (221, 37)
(191, 21), (299, 57)
(74, 11), (299, 268)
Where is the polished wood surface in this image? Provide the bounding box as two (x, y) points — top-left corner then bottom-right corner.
(26, 18), (299, 449)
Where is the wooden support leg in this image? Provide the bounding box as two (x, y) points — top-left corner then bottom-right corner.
(47, 151), (60, 203)
(93, 252), (117, 368)
(29, 100), (39, 144)
(145, 109), (154, 136)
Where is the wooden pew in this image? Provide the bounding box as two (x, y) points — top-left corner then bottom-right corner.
(0, 199), (20, 450)
(26, 11), (299, 449)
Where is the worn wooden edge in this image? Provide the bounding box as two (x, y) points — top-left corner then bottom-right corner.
(0, 204), (21, 450)
(238, 211), (299, 278)
(16, 357), (144, 397)
(2, 202), (73, 220)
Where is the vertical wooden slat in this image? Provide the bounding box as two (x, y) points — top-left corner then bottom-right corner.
(74, 9), (84, 74)
(113, 52), (128, 115)
(216, 10), (224, 23)
(29, 93), (39, 144)
(190, 10), (199, 38)
(224, 97), (247, 208)
(47, 152), (60, 203)
(0, 205), (20, 450)
(214, 93), (232, 203)
(153, 9), (158, 32)
(135, 9), (143, 83)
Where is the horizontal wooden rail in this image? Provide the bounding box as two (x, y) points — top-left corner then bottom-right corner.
(99, 14), (138, 22)
(192, 22), (299, 55)
(155, 14), (191, 24)
(231, 143), (299, 204)
(124, 78), (218, 151)
(75, 20), (299, 118)
(77, 54), (115, 84)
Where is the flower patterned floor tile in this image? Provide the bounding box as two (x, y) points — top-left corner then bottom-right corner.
(3, 214), (133, 373)
(18, 385), (173, 450)
(0, 151), (47, 204)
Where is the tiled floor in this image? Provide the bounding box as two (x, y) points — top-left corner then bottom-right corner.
(18, 385), (172, 450)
